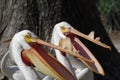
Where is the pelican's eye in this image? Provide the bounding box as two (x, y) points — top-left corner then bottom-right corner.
(24, 33), (31, 38)
(61, 26), (68, 33)
(27, 33), (32, 37)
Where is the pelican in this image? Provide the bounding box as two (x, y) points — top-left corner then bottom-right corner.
(1, 30), (79, 80)
(51, 22), (111, 80)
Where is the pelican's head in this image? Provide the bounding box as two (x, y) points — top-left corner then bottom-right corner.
(10, 30), (37, 51)
(51, 21), (75, 46)
(51, 21), (84, 45)
(9, 30), (38, 65)
(52, 22), (72, 40)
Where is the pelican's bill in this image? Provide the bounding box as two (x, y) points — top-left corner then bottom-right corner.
(70, 28), (111, 50)
(22, 42), (77, 80)
(66, 33), (105, 76)
(24, 33), (93, 63)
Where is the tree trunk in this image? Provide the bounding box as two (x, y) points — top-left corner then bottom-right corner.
(0, 0), (120, 80)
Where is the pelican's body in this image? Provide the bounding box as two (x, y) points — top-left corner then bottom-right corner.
(1, 50), (20, 79)
(1, 50), (47, 80)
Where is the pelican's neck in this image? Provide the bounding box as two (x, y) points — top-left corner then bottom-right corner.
(51, 29), (66, 45)
(1, 50), (18, 78)
(51, 30), (75, 76)
(10, 38), (38, 80)
(51, 30), (66, 58)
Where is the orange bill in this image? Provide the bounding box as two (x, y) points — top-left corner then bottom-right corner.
(69, 28), (111, 50)
(22, 42), (77, 80)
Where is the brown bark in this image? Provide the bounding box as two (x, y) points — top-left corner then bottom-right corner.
(0, 0), (28, 61)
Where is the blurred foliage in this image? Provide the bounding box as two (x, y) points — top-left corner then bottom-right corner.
(97, 0), (120, 31)
(97, 0), (120, 15)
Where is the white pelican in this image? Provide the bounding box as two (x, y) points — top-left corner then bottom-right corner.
(51, 22), (111, 80)
(1, 30), (79, 80)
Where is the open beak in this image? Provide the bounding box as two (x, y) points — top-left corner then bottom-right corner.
(24, 34), (94, 63)
(22, 34), (77, 80)
(69, 28), (111, 50)
(63, 28), (106, 76)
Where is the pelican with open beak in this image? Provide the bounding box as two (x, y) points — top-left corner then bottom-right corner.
(51, 22), (111, 80)
(2, 30), (82, 80)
